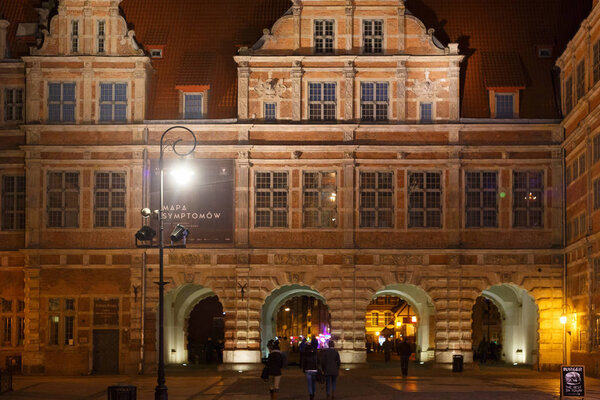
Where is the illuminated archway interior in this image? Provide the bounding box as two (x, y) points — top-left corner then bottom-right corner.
(164, 284), (220, 364)
(261, 285), (329, 357)
(369, 284), (436, 362)
(473, 284), (538, 365)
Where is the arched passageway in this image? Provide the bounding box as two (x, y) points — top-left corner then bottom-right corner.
(164, 284), (222, 364)
(472, 284), (538, 365)
(261, 285), (329, 358)
(368, 284), (436, 362)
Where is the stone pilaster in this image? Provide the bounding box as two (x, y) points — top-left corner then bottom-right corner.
(448, 60), (460, 121)
(342, 157), (355, 248)
(25, 61), (42, 123)
(292, 2), (301, 51)
(235, 153), (251, 247)
(551, 149), (564, 247)
(82, 61), (93, 122)
(345, 3), (354, 51)
(291, 61), (303, 121)
(397, 3), (405, 53)
(447, 151), (461, 247)
(133, 62), (147, 122)
(0, 19), (9, 60)
(237, 61), (250, 120)
(23, 262), (43, 373)
(25, 152), (42, 248)
(343, 61), (355, 120)
(396, 60), (406, 121)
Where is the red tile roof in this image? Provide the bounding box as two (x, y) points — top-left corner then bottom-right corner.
(3, 0), (592, 119)
(0, 0), (39, 59)
(481, 52), (526, 89)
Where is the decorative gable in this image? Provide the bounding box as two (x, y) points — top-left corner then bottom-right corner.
(33, 0), (143, 56)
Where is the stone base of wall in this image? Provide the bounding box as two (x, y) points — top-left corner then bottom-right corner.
(223, 349), (261, 364)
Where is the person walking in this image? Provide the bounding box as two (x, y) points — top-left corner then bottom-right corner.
(397, 338), (412, 377)
(477, 337), (489, 365)
(279, 336), (290, 365)
(320, 340), (341, 400)
(382, 337), (394, 362)
(266, 341), (284, 400)
(301, 338), (319, 400)
(299, 337), (308, 368)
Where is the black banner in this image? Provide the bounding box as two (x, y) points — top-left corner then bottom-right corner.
(561, 365), (585, 397)
(150, 159), (234, 244)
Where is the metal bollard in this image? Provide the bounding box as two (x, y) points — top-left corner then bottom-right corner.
(107, 385), (136, 400)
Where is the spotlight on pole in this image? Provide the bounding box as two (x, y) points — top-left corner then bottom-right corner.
(135, 225), (156, 241)
(169, 224), (189, 243)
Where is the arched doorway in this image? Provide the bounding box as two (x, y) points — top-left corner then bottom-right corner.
(261, 285), (330, 358)
(187, 296), (224, 364)
(164, 284), (222, 364)
(472, 284), (538, 365)
(368, 284), (435, 362)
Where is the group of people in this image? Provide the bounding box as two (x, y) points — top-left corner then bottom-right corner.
(265, 337), (341, 400)
(476, 337), (502, 364)
(187, 337), (224, 364)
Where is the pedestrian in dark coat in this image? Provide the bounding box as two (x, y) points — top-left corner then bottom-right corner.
(320, 340), (341, 400)
(299, 337), (308, 369)
(397, 339), (412, 376)
(301, 339), (319, 400)
(382, 337), (394, 362)
(266, 341), (284, 400)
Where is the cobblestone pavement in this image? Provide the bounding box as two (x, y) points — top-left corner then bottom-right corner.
(3, 363), (600, 400)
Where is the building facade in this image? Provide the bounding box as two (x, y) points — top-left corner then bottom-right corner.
(0, 0), (590, 374)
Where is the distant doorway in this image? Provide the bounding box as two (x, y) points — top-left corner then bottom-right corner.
(186, 296), (224, 364)
(92, 329), (119, 374)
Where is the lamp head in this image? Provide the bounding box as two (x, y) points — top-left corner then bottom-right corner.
(170, 224), (189, 242)
(135, 225), (156, 241)
(141, 208), (152, 217)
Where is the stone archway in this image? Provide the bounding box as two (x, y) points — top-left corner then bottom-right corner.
(371, 284), (436, 362)
(164, 284), (220, 364)
(261, 284), (327, 357)
(475, 284), (539, 365)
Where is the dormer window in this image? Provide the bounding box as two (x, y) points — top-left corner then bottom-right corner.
(97, 20), (106, 54)
(363, 20), (383, 54)
(149, 49), (163, 59)
(71, 20), (79, 53)
(184, 93), (204, 119)
(419, 102), (433, 122)
(495, 93), (514, 118)
(314, 20), (334, 54)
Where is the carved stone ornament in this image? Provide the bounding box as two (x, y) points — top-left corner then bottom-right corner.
(237, 151), (250, 160)
(254, 78), (287, 99)
(407, 70), (448, 100)
(292, 151), (302, 159)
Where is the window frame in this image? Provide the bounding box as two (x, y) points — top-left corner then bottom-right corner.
(3, 87), (24, 122)
(594, 40), (600, 86)
(97, 20), (106, 54)
(362, 19), (384, 54)
(264, 102), (277, 121)
(183, 93), (204, 119)
(48, 82), (76, 123)
(419, 102), (433, 122)
(254, 171), (289, 228)
(358, 170), (394, 229)
(465, 171), (498, 228)
(495, 93), (514, 118)
(512, 170), (544, 228)
(313, 19), (334, 54)
(1, 175), (25, 231)
(47, 298), (76, 347)
(99, 82), (128, 122)
(46, 171), (80, 228)
(576, 60), (586, 101)
(302, 171), (338, 228)
(308, 82), (337, 121)
(94, 171), (127, 228)
(407, 171), (443, 229)
(71, 20), (79, 53)
(0, 298), (23, 348)
(565, 76), (573, 115)
(360, 82), (389, 121)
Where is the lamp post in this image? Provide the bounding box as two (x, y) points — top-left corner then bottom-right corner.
(155, 126), (197, 400)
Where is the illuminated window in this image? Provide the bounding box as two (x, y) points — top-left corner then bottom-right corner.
(47, 171), (79, 228)
(361, 82), (388, 121)
(71, 20), (79, 53)
(303, 171), (337, 228)
(371, 312), (379, 326)
(308, 83), (336, 120)
(97, 20), (106, 53)
(94, 172), (126, 227)
(512, 171), (543, 228)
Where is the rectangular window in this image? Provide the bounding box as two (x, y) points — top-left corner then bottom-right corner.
(420, 102), (433, 122)
(566, 165), (572, 185)
(363, 20), (383, 53)
(94, 172), (126, 227)
(371, 312), (379, 326)
(97, 20), (106, 53)
(495, 94), (514, 118)
(2, 317), (11, 345)
(47, 171), (79, 228)
(361, 82), (388, 121)
(513, 171), (544, 228)
(565, 77), (573, 115)
(577, 61), (586, 101)
(49, 315), (59, 345)
(100, 83), (127, 122)
(573, 216), (580, 238)
(64, 316), (74, 345)
(572, 159), (579, 180)
(308, 82), (336, 120)
(303, 171), (337, 228)
(17, 317), (24, 346)
(580, 214), (586, 235)
(4, 88), (23, 121)
(71, 20), (79, 53)
(595, 135), (600, 163)
(2, 299), (11, 313)
(255, 171), (288, 228)
(594, 40), (600, 85)
(184, 94), (203, 119)
(579, 153), (586, 175)
(264, 103), (276, 120)
(566, 221), (572, 242)
(48, 82), (76, 122)
(594, 179), (600, 210)
(359, 171), (394, 228)
(465, 171), (498, 228)
(408, 171), (442, 228)
(2, 176), (25, 230)
(314, 20), (334, 53)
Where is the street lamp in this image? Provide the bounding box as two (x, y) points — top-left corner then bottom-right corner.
(155, 126), (197, 400)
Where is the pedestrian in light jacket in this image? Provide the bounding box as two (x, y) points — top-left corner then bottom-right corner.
(320, 340), (341, 400)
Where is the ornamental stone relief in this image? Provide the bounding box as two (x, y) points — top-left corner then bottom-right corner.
(407, 70), (448, 100)
(253, 78), (288, 99)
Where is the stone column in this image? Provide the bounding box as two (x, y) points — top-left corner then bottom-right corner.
(337, 261), (367, 364)
(25, 61), (42, 123)
(236, 152), (251, 247)
(397, 3), (405, 53)
(82, 61), (93, 122)
(447, 148), (461, 247)
(292, 2), (301, 51)
(533, 277), (564, 367)
(342, 155), (355, 248)
(291, 61), (303, 121)
(343, 61), (355, 120)
(551, 149), (563, 247)
(133, 62), (147, 122)
(23, 261), (43, 374)
(396, 60), (406, 121)
(345, 4), (354, 51)
(448, 60), (460, 121)
(25, 152), (42, 248)
(0, 19), (9, 60)
(237, 61), (250, 120)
